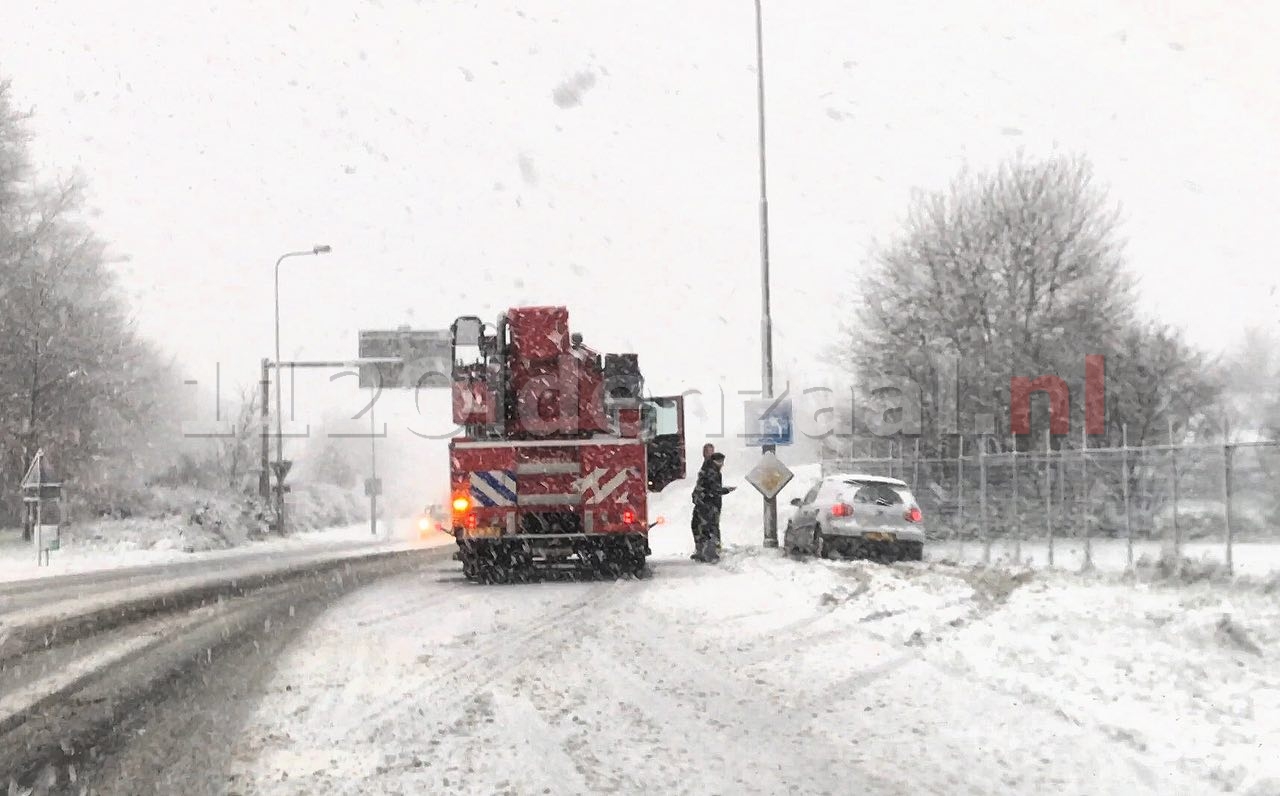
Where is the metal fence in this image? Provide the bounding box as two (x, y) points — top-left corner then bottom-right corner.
(820, 437), (1280, 576)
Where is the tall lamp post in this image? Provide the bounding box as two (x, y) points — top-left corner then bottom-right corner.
(273, 244), (332, 533)
(754, 0), (779, 547)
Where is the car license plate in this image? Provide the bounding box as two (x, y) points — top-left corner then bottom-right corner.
(864, 532), (896, 542)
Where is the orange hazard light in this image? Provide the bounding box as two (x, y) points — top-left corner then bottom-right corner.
(452, 496), (470, 513)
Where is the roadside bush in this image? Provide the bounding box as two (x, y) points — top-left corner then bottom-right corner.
(1134, 551), (1233, 585)
(287, 482), (365, 532)
(56, 483), (364, 554)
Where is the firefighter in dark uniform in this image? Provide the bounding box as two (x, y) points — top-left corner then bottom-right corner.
(690, 443), (715, 555)
(691, 452), (734, 562)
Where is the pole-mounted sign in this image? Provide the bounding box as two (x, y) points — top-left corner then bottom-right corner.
(744, 397), (793, 447)
(358, 328), (452, 390)
(21, 449), (63, 565)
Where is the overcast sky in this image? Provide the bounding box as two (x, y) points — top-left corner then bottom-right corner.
(3, 0), (1278, 479)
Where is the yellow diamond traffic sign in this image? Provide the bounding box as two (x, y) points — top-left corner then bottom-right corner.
(745, 452), (794, 500)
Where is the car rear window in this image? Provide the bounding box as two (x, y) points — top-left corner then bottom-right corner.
(844, 481), (910, 506)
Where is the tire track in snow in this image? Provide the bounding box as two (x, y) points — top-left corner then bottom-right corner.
(420, 580), (643, 794)
(231, 565), (643, 793)
(356, 579), (627, 742)
(583, 593), (903, 795)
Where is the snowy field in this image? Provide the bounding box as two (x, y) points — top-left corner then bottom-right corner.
(225, 543), (1280, 794)
(0, 516), (446, 584)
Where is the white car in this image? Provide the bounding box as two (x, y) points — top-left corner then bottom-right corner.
(784, 473), (925, 562)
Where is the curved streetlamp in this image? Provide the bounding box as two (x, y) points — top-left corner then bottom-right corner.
(273, 244), (332, 532)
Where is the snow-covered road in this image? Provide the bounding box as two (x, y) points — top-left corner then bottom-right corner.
(222, 550), (1279, 795)
(0, 517), (438, 585)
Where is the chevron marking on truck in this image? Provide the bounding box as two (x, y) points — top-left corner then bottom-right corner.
(470, 469), (517, 507)
(577, 467), (631, 504)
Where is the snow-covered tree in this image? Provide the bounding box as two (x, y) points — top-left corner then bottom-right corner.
(0, 75), (184, 530)
(835, 153), (1216, 455)
(307, 434), (360, 490)
(1221, 326), (1280, 440)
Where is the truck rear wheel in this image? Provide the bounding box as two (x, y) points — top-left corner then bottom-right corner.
(615, 535), (649, 578)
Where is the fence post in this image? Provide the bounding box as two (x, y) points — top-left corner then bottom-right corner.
(1012, 433), (1021, 564)
(912, 437), (920, 493)
(1081, 425), (1093, 571)
(956, 436), (965, 561)
(1055, 437), (1065, 569)
(1122, 424), (1133, 570)
(1223, 441), (1234, 576)
(1045, 429), (1053, 569)
(979, 437), (990, 564)
(1168, 417), (1181, 573)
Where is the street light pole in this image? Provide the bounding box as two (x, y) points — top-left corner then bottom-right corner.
(273, 244), (332, 533)
(754, 0), (779, 548)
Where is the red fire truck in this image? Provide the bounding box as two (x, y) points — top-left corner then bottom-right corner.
(446, 306), (686, 582)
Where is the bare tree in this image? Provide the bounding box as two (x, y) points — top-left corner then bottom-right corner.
(837, 156), (1131, 450)
(213, 384), (262, 492)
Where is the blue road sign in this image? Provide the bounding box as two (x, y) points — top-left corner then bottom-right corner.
(744, 397), (793, 447)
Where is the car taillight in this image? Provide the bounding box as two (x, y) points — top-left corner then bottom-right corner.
(622, 509), (636, 524)
(452, 496), (470, 513)
(830, 503), (853, 518)
(905, 506), (922, 523)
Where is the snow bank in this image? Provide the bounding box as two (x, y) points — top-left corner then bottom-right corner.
(668, 548), (1280, 793)
(49, 484), (366, 555)
(0, 483), (408, 583)
(931, 535), (1280, 578)
(931, 570), (1280, 793)
(644, 460), (1280, 793)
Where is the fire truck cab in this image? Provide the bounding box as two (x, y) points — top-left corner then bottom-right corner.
(446, 306), (685, 582)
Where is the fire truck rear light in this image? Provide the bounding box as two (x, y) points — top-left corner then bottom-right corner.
(464, 514), (478, 529)
(452, 496), (470, 513)
(622, 509), (636, 524)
